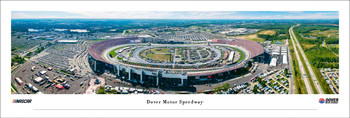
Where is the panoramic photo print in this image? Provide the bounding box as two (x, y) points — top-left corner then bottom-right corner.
(11, 11), (339, 94)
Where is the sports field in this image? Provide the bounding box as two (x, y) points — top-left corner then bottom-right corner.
(143, 47), (174, 61)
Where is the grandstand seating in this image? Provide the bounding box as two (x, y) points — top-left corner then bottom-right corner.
(88, 37), (263, 77)
(88, 37), (137, 63)
(216, 39), (264, 58)
(188, 39), (264, 76)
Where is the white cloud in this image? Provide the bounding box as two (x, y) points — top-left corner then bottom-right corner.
(11, 11), (338, 19)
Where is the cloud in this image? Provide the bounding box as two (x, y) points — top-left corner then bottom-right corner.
(11, 11), (339, 19)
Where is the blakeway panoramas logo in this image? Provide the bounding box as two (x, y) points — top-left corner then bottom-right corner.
(319, 98), (338, 104)
(12, 99), (32, 103)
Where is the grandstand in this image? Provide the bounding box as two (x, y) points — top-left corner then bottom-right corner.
(87, 37), (264, 87)
(88, 37), (138, 64)
(216, 39), (264, 58)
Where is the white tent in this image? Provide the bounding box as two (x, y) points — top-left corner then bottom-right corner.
(283, 55), (288, 64)
(269, 58), (277, 67)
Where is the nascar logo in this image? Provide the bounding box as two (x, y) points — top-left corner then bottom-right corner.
(12, 99), (32, 103)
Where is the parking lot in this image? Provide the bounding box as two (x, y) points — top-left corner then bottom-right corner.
(12, 61), (89, 94)
(320, 68), (339, 94)
(252, 68), (290, 94)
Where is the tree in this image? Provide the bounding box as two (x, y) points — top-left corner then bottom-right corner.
(26, 52), (33, 57)
(214, 86), (222, 93)
(257, 77), (266, 87)
(222, 83), (230, 91)
(284, 68), (288, 76)
(46, 42), (52, 47)
(11, 55), (26, 64)
(253, 85), (258, 94)
(96, 87), (105, 94)
(110, 89), (117, 94)
(214, 83), (231, 93)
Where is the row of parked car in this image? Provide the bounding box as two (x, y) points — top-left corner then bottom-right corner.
(104, 85), (161, 94)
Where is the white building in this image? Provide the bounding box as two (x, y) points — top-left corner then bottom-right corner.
(57, 40), (79, 44)
(283, 55), (288, 64)
(269, 58), (277, 67)
(228, 51), (235, 61)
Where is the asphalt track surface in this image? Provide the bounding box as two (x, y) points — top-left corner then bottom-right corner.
(102, 43), (250, 72)
(290, 25), (323, 94)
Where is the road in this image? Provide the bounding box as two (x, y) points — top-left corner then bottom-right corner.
(285, 39), (295, 94)
(19, 40), (56, 57)
(289, 25), (313, 94)
(11, 62), (26, 94)
(324, 72), (339, 93)
(290, 25), (324, 94)
(19, 45), (39, 57)
(193, 63), (268, 92)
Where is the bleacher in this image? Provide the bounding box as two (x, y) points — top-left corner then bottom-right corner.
(216, 39), (264, 58)
(88, 37), (138, 63)
(187, 39), (264, 76)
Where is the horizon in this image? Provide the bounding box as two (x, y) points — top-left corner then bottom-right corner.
(12, 11), (339, 20)
(11, 18), (339, 20)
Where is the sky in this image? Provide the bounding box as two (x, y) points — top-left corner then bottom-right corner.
(11, 11), (339, 19)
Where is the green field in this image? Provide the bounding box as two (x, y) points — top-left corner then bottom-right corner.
(109, 46), (129, 58)
(236, 49), (244, 63)
(149, 48), (171, 53)
(142, 47), (177, 61)
(147, 53), (172, 61)
(89, 39), (108, 41)
(230, 30), (286, 43)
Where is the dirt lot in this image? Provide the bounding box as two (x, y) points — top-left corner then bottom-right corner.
(258, 30), (276, 35)
(231, 34), (264, 42)
(231, 30), (276, 42)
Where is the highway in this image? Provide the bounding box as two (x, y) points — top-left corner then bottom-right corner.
(290, 25), (324, 94)
(286, 39), (295, 94)
(289, 25), (313, 94)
